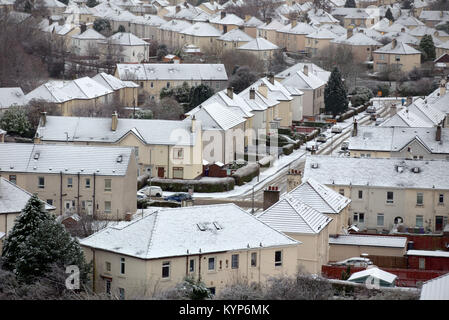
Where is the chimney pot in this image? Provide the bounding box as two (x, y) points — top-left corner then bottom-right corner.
(263, 185), (280, 210)
(41, 112), (47, 127)
(352, 119), (358, 137)
(249, 87), (255, 99)
(436, 125), (442, 142)
(227, 87), (234, 99)
(111, 111), (118, 131)
(303, 65), (308, 76)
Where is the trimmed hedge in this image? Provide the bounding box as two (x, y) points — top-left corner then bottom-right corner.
(278, 128), (293, 136)
(305, 129), (319, 142)
(232, 163), (260, 186)
(258, 155), (274, 168)
(282, 143), (294, 155)
(137, 174), (150, 190)
(150, 177), (235, 193)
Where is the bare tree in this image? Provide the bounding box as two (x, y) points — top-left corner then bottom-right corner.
(146, 97), (184, 120)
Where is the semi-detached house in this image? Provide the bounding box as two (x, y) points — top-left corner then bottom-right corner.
(0, 143), (137, 220)
(34, 114), (203, 180)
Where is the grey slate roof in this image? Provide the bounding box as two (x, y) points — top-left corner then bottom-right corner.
(0, 143), (134, 176)
(36, 116), (198, 146)
(115, 63), (228, 81)
(304, 155), (449, 190)
(80, 204), (299, 259)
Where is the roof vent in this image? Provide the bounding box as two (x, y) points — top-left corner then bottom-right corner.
(311, 163), (319, 169)
(397, 165), (404, 173)
(197, 223), (206, 231)
(116, 155), (123, 163)
(34, 152), (40, 160)
(412, 167), (420, 173)
(213, 222), (222, 230)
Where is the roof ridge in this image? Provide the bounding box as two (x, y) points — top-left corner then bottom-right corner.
(145, 209), (160, 258)
(284, 195), (323, 233)
(305, 178), (339, 213)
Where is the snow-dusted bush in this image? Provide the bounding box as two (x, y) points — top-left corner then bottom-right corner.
(258, 155), (274, 168)
(282, 143), (294, 155)
(232, 163), (260, 186)
(151, 177), (235, 193)
(216, 280), (264, 300)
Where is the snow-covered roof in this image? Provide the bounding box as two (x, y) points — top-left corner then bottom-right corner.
(251, 77), (292, 102)
(91, 72), (133, 91)
(237, 37), (279, 50)
(348, 126), (449, 154)
(419, 10), (449, 22)
(238, 86), (279, 111)
(288, 178), (351, 214)
(218, 28), (253, 42)
(243, 16), (263, 27)
(210, 13), (244, 26)
(409, 25), (448, 37)
(80, 204), (299, 259)
(280, 69), (326, 91)
(420, 273), (449, 300)
(200, 89), (254, 118)
(159, 19), (192, 32)
(257, 19), (285, 30)
(407, 250), (449, 258)
(303, 155), (449, 190)
(36, 116), (198, 146)
(348, 267), (397, 284)
(105, 32), (148, 46)
(180, 22), (222, 37)
(0, 177), (55, 214)
(0, 87), (26, 110)
(306, 28), (338, 40)
(329, 235), (407, 248)
(72, 28), (106, 40)
(187, 102), (245, 131)
(0, 143), (134, 176)
(277, 62), (330, 83)
(380, 108), (434, 128)
(258, 194), (331, 235)
(374, 40), (421, 55)
(116, 63), (227, 81)
(332, 31), (381, 46)
(133, 14), (166, 26)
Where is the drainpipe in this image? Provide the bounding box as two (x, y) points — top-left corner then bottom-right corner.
(92, 248), (96, 293)
(93, 172), (96, 218)
(77, 172), (80, 215)
(167, 145), (170, 178)
(60, 171), (63, 215)
(198, 252), (202, 281)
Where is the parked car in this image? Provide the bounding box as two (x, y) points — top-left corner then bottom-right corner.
(306, 141), (319, 151)
(316, 133), (328, 143)
(333, 257), (373, 267)
(164, 193), (192, 202)
(366, 106), (376, 113)
(139, 186), (163, 197)
(137, 191), (146, 200)
(340, 141), (349, 151)
(331, 125), (343, 134)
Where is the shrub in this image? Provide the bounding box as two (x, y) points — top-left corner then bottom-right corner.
(150, 177), (235, 193)
(282, 143), (294, 155)
(350, 87), (374, 107)
(232, 163), (260, 186)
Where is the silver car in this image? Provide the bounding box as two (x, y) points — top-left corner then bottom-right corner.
(334, 257), (373, 267)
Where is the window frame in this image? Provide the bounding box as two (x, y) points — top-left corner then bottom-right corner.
(386, 191), (394, 203)
(38, 176), (45, 189)
(275, 250), (282, 267)
(162, 261), (170, 279)
(377, 213), (384, 226)
(120, 257), (125, 275)
(104, 179), (112, 192)
(251, 252), (257, 267)
(231, 254), (239, 269)
(208, 257), (216, 271)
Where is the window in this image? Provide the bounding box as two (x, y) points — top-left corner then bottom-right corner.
(162, 261), (170, 278)
(104, 201), (111, 214)
(67, 177), (73, 188)
(85, 178), (90, 189)
(208, 257), (215, 271)
(9, 175), (16, 184)
(119, 288), (125, 300)
(150, 82), (154, 88)
(439, 194), (444, 205)
(104, 179), (112, 191)
(353, 213), (358, 222)
(419, 258), (425, 270)
(140, 82), (143, 88)
(106, 262), (111, 272)
(251, 252), (257, 267)
(358, 213), (365, 223)
(231, 254), (239, 269)
(166, 82), (170, 88)
(417, 193), (424, 206)
(38, 176), (45, 189)
(377, 213), (384, 226)
(47, 199), (53, 206)
(189, 259), (195, 273)
(395, 55), (400, 61)
(275, 251), (282, 267)
(339, 189), (344, 196)
(208, 287), (216, 295)
(173, 167), (184, 179)
(416, 215), (424, 228)
(120, 258), (125, 274)
(358, 190), (363, 199)
(173, 148), (184, 159)
(387, 191), (394, 203)
(105, 279), (111, 295)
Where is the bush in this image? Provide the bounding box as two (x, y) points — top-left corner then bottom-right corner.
(232, 163), (260, 186)
(282, 143), (294, 155)
(0, 106), (32, 137)
(350, 87), (374, 107)
(150, 177), (235, 193)
(258, 155), (274, 168)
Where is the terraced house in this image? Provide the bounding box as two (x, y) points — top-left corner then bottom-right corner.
(0, 143), (137, 220)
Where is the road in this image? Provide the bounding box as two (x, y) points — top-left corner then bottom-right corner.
(193, 99), (397, 212)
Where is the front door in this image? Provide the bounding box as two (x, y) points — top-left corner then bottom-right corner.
(157, 167), (165, 178)
(86, 200), (93, 216)
(436, 216), (444, 232)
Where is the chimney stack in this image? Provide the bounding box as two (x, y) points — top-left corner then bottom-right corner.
(352, 119), (358, 137)
(221, 11), (226, 19)
(80, 23), (87, 33)
(268, 73), (274, 84)
(266, 17), (272, 24)
(291, 20), (297, 27)
(191, 115), (196, 133)
(0, 129), (5, 143)
(391, 39), (397, 49)
(249, 87), (256, 99)
(440, 78), (447, 96)
(287, 170), (302, 192)
(401, 27), (405, 33)
(111, 111), (118, 131)
(258, 83), (268, 98)
(263, 186), (280, 210)
(227, 86), (234, 99)
(176, 5), (181, 13)
(303, 65), (308, 76)
(245, 15), (251, 22)
(436, 125), (442, 142)
(347, 27), (353, 39)
(41, 112), (47, 127)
